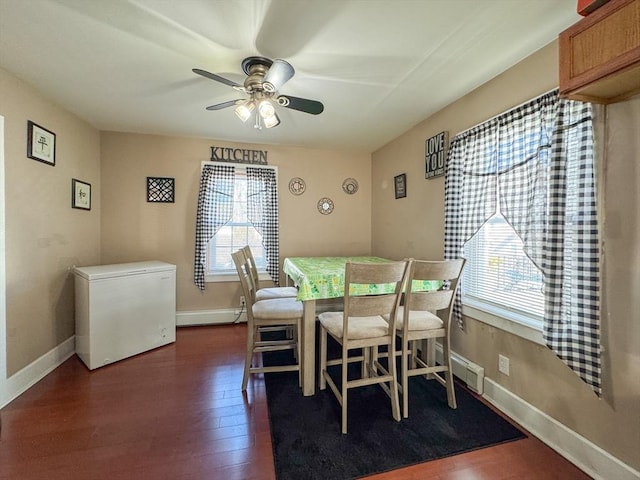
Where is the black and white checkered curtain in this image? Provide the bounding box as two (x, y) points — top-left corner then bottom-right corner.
(246, 167), (280, 284)
(193, 164), (235, 291)
(444, 90), (601, 395)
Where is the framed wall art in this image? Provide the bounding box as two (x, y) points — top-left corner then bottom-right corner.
(425, 131), (448, 179)
(27, 120), (56, 166)
(147, 177), (175, 203)
(72, 179), (91, 210)
(394, 173), (407, 199)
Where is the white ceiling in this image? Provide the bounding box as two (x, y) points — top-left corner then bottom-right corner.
(0, 0), (580, 153)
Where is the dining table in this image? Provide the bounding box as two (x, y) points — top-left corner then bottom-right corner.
(283, 256), (440, 396)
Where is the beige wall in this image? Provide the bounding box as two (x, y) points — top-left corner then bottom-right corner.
(100, 132), (372, 311)
(371, 41), (640, 470)
(0, 67), (101, 375)
(2, 35), (638, 473)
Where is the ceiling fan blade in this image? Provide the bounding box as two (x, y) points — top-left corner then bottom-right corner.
(206, 100), (243, 111)
(193, 68), (242, 89)
(277, 95), (324, 115)
(263, 59), (295, 92)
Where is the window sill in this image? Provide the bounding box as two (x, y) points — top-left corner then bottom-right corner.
(461, 303), (545, 346)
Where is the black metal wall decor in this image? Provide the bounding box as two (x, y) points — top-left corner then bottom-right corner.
(147, 177), (175, 203)
(425, 131), (449, 179)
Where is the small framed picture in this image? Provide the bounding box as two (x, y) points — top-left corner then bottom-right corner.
(147, 177), (175, 203)
(72, 179), (91, 210)
(27, 121), (56, 166)
(394, 173), (407, 199)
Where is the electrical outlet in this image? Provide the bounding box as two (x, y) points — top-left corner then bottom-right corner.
(239, 295), (246, 308)
(498, 354), (510, 376)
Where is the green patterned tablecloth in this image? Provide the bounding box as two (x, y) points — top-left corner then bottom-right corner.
(283, 256), (440, 301)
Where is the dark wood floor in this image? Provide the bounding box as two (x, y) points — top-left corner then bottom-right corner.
(0, 325), (591, 480)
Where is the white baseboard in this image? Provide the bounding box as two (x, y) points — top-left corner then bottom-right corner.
(175, 301), (343, 328)
(176, 309), (246, 326)
(1, 335), (75, 409)
(483, 378), (640, 480)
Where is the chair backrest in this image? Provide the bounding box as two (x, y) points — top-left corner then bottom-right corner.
(231, 249), (257, 310)
(241, 245), (261, 290)
(403, 258), (466, 326)
(343, 260), (409, 331)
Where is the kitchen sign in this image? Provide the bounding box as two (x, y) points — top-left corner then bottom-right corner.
(425, 131), (448, 179)
(210, 146), (268, 164)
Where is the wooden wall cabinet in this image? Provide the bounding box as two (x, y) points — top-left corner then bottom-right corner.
(559, 0), (640, 103)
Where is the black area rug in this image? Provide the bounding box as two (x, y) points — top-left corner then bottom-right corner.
(263, 335), (526, 480)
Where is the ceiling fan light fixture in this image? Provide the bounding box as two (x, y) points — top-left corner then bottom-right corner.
(258, 99), (280, 128)
(258, 99), (276, 118)
(234, 100), (255, 122)
(263, 112), (280, 129)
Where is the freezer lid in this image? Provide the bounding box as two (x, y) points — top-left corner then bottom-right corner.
(74, 261), (176, 280)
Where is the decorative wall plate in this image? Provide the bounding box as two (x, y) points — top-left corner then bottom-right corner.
(317, 197), (334, 215)
(288, 177), (306, 195)
(342, 177), (359, 195)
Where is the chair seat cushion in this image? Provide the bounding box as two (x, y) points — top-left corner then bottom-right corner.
(255, 286), (298, 301)
(253, 297), (302, 320)
(318, 311), (389, 340)
(392, 307), (443, 331)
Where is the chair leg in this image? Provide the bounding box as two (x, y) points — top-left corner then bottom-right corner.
(388, 342), (401, 423)
(319, 327), (327, 390)
(410, 341), (419, 370)
(401, 337), (410, 418)
(341, 344), (349, 434)
(443, 340), (457, 409)
(242, 325), (257, 391)
(296, 320), (302, 388)
(362, 347), (370, 378)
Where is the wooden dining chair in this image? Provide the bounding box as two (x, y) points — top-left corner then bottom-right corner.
(242, 245), (298, 301)
(231, 249), (303, 391)
(394, 258), (465, 418)
(241, 245), (298, 343)
(318, 260), (409, 434)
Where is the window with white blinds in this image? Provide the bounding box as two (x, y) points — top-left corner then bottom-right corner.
(207, 171), (266, 275)
(462, 213), (544, 329)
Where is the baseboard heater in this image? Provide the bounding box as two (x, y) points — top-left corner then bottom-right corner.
(435, 343), (485, 394)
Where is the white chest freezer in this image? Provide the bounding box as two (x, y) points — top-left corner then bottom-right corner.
(74, 261), (176, 370)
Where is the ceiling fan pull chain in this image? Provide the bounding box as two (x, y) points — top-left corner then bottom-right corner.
(254, 113), (262, 130)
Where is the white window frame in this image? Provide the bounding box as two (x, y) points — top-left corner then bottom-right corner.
(461, 215), (545, 345)
(451, 92), (566, 347)
(202, 162), (277, 283)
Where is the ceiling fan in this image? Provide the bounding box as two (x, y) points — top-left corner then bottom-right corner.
(193, 56), (324, 129)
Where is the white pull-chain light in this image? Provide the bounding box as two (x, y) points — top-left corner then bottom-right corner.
(234, 100), (255, 122)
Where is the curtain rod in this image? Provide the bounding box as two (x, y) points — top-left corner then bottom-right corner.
(454, 88), (558, 137)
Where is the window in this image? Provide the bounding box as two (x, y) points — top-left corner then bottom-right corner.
(444, 90), (602, 394)
(193, 162), (280, 290)
(462, 213), (544, 329)
(207, 172), (266, 276)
